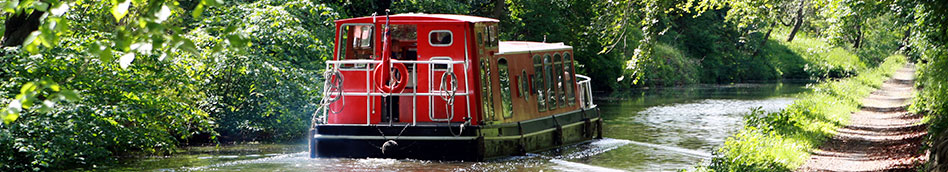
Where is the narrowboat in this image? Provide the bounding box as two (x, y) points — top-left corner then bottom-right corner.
(309, 13), (601, 161)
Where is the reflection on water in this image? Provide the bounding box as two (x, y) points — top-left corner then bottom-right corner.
(98, 83), (808, 172)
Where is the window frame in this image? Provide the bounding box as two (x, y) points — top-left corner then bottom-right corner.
(553, 53), (565, 108)
(520, 70), (529, 101)
(564, 52), (576, 106)
(336, 23), (376, 71)
(479, 58), (495, 121)
(428, 30), (454, 47)
(533, 54), (546, 112)
(498, 58), (513, 119)
(543, 54), (555, 110)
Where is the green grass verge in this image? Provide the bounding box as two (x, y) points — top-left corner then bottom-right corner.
(698, 54), (906, 171)
(770, 33), (867, 78)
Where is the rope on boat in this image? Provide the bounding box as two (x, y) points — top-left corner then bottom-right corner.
(311, 69), (344, 128)
(440, 70), (458, 120)
(440, 70), (469, 137)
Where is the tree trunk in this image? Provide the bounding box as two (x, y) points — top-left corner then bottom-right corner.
(754, 21), (778, 56)
(854, 24), (863, 49)
(493, 0), (505, 19)
(898, 28), (911, 51)
(786, 0), (806, 42)
(2, 10), (46, 47)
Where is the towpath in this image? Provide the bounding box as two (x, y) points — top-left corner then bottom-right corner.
(798, 64), (927, 171)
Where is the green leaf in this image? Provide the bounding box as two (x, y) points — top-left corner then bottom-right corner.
(2, 111), (18, 124)
(3, 0), (18, 13)
(119, 52), (135, 69)
(99, 46), (114, 62)
(49, 2), (69, 16)
(16, 0), (32, 10)
(191, 4), (204, 19)
(21, 97), (34, 109)
(20, 82), (37, 95)
(37, 100), (53, 113)
(32, 1), (48, 11)
(22, 31), (40, 47)
(49, 84), (60, 92)
(111, 0), (130, 22)
(178, 39), (198, 54)
(202, 0), (224, 6)
(60, 89), (80, 101)
(155, 5), (172, 23)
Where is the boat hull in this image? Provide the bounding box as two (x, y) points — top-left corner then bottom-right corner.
(309, 107), (603, 161)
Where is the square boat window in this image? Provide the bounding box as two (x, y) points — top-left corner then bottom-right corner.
(429, 30), (453, 47)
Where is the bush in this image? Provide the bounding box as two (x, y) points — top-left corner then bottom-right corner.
(0, 0), (341, 170)
(189, 0), (339, 142)
(639, 43), (700, 86)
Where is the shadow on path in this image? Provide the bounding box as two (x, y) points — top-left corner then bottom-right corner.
(798, 64), (928, 172)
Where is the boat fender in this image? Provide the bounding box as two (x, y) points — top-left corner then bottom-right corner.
(374, 63), (409, 94)
(596, 108), (603, 139)
(381, 140), (398, 154)
(517, 121), (527, 155)
(552, 115), (563, 145)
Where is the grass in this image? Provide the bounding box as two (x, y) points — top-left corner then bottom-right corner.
(700, 54), (906, 171)
(770, 33), (867, 78)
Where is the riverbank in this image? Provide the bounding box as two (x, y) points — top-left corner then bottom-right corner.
(637, 32), (869, 87)
(700, 54), (907, 171)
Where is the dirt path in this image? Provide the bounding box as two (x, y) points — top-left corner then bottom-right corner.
(798, 64), (928, 172)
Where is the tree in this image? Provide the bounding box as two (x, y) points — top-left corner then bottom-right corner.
(786, 0), (807, 42)
(0, 0), (246, 125)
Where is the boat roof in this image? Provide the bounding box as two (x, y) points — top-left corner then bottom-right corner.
(498, 41), (573, 55)
(336, 14), (499, 23)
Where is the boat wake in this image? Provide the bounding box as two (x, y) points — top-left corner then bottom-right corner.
(169, 138), (709, 171)
(622, 139), (711, 158)
(554, 138), (635, 159)
(544, 138), (711, 172)
(179, 152), (307, 171)
(550, 159), (625, 172)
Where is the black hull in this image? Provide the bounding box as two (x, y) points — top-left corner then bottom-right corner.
(310, 107), (602, 161)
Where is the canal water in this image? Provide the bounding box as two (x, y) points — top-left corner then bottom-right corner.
(101, 83), (809, 171)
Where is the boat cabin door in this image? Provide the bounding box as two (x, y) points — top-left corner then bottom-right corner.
(408, 24), (469, 122)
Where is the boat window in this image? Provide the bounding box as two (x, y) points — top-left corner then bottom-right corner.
(565, 53), (575, 105)
(479, 59), (495, 121)
(488, 25), (499, 47)
(554, 53), (565, 107)
(543, 54), (555, 110)
(337, 24), (375, 69)
(387, 24), (418, 60)
(533, 55), (545, 112)
(429, 30), (453, 47)
(498, 58), (513, 118)
(520, 70), (529, 101)
(476, 24), (487, 47)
